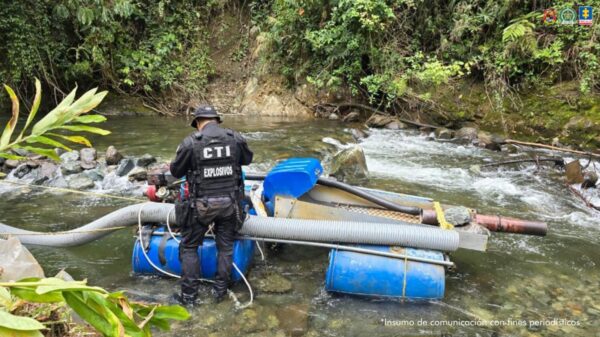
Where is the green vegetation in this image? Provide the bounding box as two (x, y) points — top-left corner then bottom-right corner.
(261, 0), (599, 106)
(0, 1), (219, 112)
(0, 277), (189, 337)
(0, 79), (109, 173)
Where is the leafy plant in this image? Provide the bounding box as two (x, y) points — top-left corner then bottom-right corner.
(0, 277), (189, 337)
(0, 78), (110, 164)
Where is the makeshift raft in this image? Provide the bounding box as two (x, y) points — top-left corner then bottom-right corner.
(134, 158), (547, 300)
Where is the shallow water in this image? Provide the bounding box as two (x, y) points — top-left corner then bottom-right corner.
(1, 115), (599, 336)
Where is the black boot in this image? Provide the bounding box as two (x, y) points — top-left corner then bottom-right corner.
(179, 247), (201, 303)
(171, 292), (199, 307)
(211, 285), (227, 304)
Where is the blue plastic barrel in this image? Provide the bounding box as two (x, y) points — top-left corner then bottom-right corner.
(325, 246), (446, 300)
(132, 228), (255, 281)
(263, 158), (323, 202)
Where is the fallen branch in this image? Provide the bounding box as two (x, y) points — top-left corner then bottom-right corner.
(506, 139), (600, 159)
(481, 156), (565, 168)
(317, 102), (441, 129)
(567, 184), (600, 211)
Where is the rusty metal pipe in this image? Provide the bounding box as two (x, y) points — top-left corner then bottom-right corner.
(421, 210), (547, 236)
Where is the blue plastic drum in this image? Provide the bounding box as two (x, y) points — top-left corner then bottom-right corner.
(132, 227), (255, 281)
(325, 246), (446, 300)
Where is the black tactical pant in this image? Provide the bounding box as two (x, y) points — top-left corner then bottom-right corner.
(179, 196), (238, 299)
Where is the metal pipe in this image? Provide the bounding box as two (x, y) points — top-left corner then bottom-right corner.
(421, 210), (548, 236)
(150, 231), (454, 267)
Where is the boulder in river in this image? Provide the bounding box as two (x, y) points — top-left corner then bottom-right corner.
(106, 146), (123, 165)
(61, 161), (83, 175)
(444, 207), (472, 226)
(136, 154), (156, 167)
(84, 168), (105, 182)
(60, 151), (80, 163)
(434, 127), (454, 140)
(128, 167), (148, 182)
(80, 148), (97, 169)
(66, 174), (95, 190)
(342, 111), (360, 123)
(455, 126), (479, 143)
(330, 145), (368, 182)
(477, 131), (505, 151)
(13, 164), (32, 179)
(350, 128), (369, 141)
(328, 112), (340, 120)
(582, 171), (598, 189)
(384, 120), (407, 130)
(4, 159), (19, 169)
(116, 158), (135, 177)
(565, 160), (584, 184)
(366, 114), (395, 128)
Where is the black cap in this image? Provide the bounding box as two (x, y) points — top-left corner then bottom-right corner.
(190, 104), (221, 127)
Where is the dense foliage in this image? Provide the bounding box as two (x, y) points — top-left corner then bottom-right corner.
(0, 0), (219, 110)
(260, 0), (600, 106)
(1, 0), (598, 113)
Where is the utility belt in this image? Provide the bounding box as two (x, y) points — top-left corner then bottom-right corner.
(175, 177), (245, 232)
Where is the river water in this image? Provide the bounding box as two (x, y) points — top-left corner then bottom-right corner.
(1, 116), (599, 337)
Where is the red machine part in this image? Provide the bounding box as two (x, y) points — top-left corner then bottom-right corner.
(146, 185), (159, 201)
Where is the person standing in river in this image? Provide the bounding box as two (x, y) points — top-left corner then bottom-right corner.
(170, 104), (253, 305)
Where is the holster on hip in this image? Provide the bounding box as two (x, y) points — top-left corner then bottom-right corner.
(175, 199), (194, 228)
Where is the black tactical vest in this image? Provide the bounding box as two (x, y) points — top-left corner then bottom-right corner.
(190, 128), (241, 198)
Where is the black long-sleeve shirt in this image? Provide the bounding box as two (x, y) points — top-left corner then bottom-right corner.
(170, 122), (253, 179)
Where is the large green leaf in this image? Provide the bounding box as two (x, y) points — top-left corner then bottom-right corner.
(19, 79), (42, 139)
(0, 326), (43, 337)
(1, 85), (20, 149)
(0, 310), (45, 331)
(63, 291), (118, 337)
(0, 152), (24, 160)
(47, 133), (92, 147)
(74, 115), (107, 124)
(10, 287), (64, 303)
(26, 136), (71, 151)
(30, 87), (77, 136)
(18, 146), (60, 161)
(59, 125), (111, 135)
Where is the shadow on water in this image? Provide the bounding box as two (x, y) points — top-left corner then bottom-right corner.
(1, 115), (599, 336)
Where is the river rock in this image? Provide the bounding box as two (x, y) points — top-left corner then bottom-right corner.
(66, 174), (95, 190)
(330, 145), (368, 182)
(60, 151), (80, 162)
(582, 171), (598, 189)
(350, 128), (369, 141)
(4, 159), (20, 169)
(54, 148), (67, 157)
(80, 148), (97, 169)
(276, 303), (309, 337)
(502, 144), (519, 153)
(128, 167), (148, 181)
(116, 158), (135, 176)
(434, 127), (454, 140)
(256, 273), (293, 293)
(137, 154), (157, 167)
(106, 146), (123, 165)
(84, 168), (105, 182)
(39, 162), (58, 180)
(328, 112), (340, 120)
(366, 114), (395, 128)
(342, 111), (360, 123)
(61, 161), (83, 175)
(0, 158), (4, 166)
(455, 126), (479, 143)
(565, 160), (584, 184)
(13, 164), (32, 179)
(384, 120), (407, 130)
(477, 131), (505, 151)
(444, 207), (472, 226)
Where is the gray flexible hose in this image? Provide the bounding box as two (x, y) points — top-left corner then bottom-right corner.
(0, 202), (459, 251)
